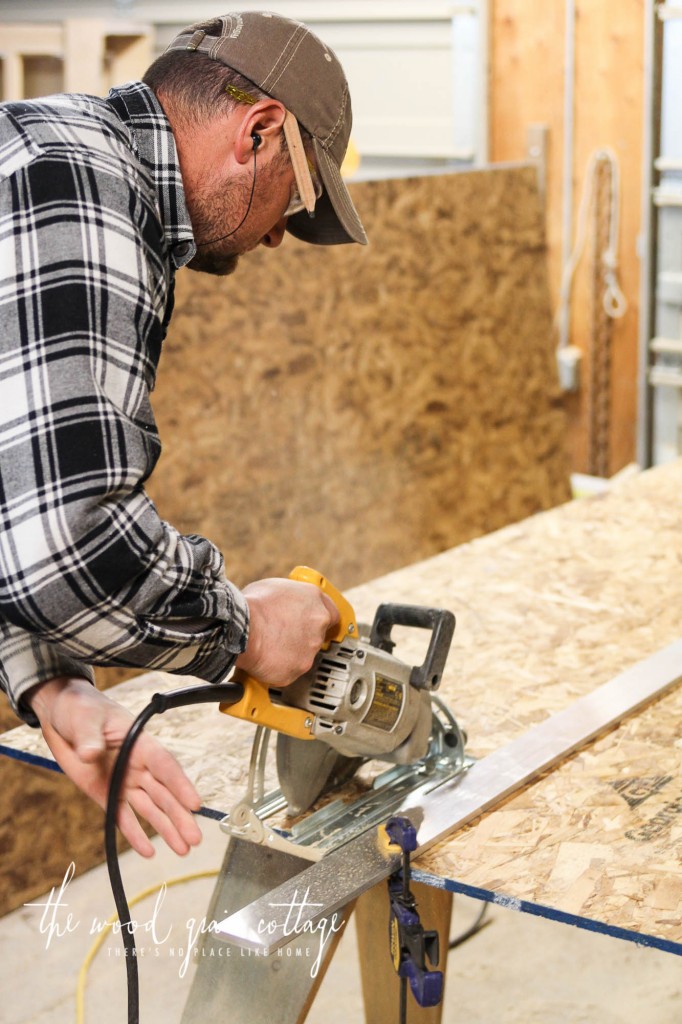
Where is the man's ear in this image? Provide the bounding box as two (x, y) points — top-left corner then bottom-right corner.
(234, 99), (287, 165)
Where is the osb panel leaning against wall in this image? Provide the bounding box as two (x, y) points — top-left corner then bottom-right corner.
(147, 165), (571, 591)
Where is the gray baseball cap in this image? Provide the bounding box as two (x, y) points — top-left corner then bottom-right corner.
(165, 11), (368, 246)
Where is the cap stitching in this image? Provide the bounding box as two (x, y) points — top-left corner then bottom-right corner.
(261, 24), (307, 93)
(209, 15), (243, 58)
(321, 148), (357, 227)
(336, 181), (357, 225)
(320, 83), (349, 148)
(227, 14), (243, 39)
(209, 17), (230, 59)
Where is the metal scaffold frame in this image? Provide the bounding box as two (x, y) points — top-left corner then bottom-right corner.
(638, 0), (682, 466)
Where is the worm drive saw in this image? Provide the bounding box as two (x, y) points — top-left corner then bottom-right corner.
(219, 567), (466, 838)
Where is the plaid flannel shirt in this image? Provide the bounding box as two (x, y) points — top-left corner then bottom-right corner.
(0, 82), (249, 724)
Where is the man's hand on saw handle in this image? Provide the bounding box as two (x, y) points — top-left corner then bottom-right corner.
(236, 577), (340, 684)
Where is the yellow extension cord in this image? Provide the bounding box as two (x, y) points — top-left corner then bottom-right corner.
(75, 869), (219, 1024)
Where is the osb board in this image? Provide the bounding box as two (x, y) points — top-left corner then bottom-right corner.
(347, 460), (682, 951)
(145, 166), (570, 593)
(414, 685), (682, 957)
(3, 460), (681, 949)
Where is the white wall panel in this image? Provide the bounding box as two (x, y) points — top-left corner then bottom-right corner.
(0, 1), (487, 168)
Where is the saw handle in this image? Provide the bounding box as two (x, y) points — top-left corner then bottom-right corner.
(220, 566), (358, 739)
(287, 565), (358, 645)
(369, 605), (455, 691)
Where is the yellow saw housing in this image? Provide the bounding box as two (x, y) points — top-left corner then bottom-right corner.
(220, 566), (359, 740)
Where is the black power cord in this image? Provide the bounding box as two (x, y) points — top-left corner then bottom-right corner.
(104, 682), (244, 1024)
(448, 901), (492, 950)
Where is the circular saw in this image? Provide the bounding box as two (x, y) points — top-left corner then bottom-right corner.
(221, 567), (457, 815)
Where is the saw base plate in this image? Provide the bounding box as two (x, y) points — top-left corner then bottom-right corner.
(220, 695), (471, 862)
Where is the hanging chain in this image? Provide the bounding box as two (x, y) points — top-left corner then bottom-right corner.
(557, 148), (627, 475)
(588, 156), (619, 477)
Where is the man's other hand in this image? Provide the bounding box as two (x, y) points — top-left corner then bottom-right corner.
(27, 677), (202, 858)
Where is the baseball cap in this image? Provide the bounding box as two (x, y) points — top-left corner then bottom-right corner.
(165, 11), (368, 246)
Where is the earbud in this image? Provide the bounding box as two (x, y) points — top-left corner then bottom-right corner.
(251, 132), (262, 151)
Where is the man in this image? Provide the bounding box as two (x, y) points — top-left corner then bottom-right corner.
(0, 13), (367, 858)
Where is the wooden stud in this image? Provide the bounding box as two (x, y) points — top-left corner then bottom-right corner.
(355, 881), (453, 1024)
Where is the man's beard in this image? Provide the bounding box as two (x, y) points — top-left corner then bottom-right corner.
(185, 152), (287, 277)
(188, 248), (240, 277)
(185, 172), (250, 276)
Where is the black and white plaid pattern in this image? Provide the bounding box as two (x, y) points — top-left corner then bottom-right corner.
(0, 83), (248, 723)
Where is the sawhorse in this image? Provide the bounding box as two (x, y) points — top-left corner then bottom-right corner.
(180, 838), (452, 1024)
